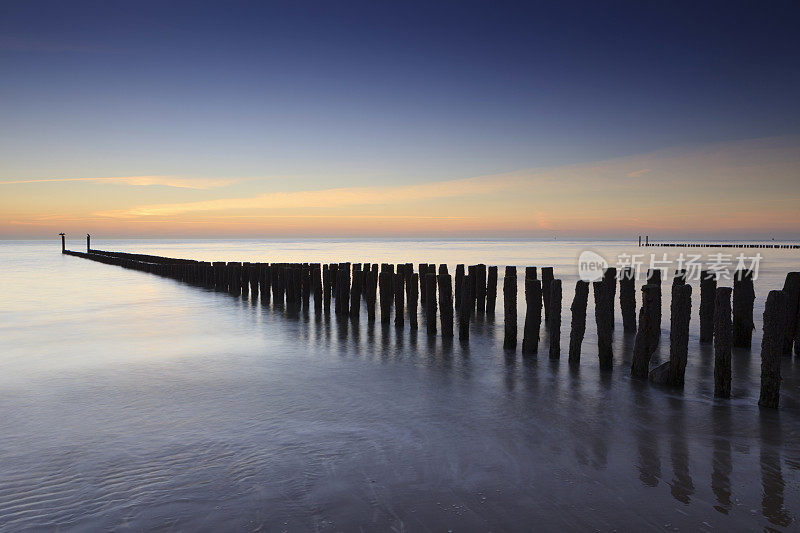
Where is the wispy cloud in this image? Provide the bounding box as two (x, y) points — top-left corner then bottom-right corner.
(626, 168), (651, 178)
(0, 175), (240, 190)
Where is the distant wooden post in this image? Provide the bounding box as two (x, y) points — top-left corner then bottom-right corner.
(568, 280), (589, 365)
(393, 272), (405, 327)
(486, 266), (498, 315)
(455, 264), (465, 310)
(667, 283), (692, 387)
(714, 287), (733, 398)
(522, 269), (542, 355)
(438, 274), (454, 337)
(322, 264), (331, 313)
(459, 274), (473, 341)
(365, 269), (378, 322)
(408, 272), (419, 330)
(619, 266), (636, 332)
(781, 272), (800, 355)
(732, 269), (755, 348)
(673, 268), (687, 285)
(419, 264), (429, 304)
(759, 290), (787, 408)
(86, 234), (91, 253)
(549, 279), (562, 359)
(593, 281), (613, 369)
(379, 272), (393, 324)
(699, 271), (717, 343)
(476, 264), (487, 314)
(631, 284), (658, 379)
(59, 233), (65, 253)
(349, 269), (362, 321)
(503, 266), (517, 349)
(541, 267), (554, 323)
(425, 272), (437, 335)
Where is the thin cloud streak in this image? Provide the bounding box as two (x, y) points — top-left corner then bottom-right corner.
(0, 175), (240, 190)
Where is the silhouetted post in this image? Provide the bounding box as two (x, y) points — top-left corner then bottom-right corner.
(541, 267), (554, 323)
(59, 233), (65, 253)
(272, 265), (283, 306)
(438, 274), (454, 337)
(379, 272), (392, 324)
(486, 266), (498, 315)
(646, 268), (662, 342)
(408, 272), (419, 330)
(549, 279), (562, 359)
(459, 274), (473, 341)
(522, 269), (542, 355)
(250, 264), (260, 300)
(568, 280), (589, 365)
(86, 234), (91, 252)
(593, 281), (613, 369)
(425, 273), (437, 335)
(393, 272), (405, 328)
(349, 269), (362, 321)
(699, 271), (717, 343)
(365, 269), (378, 322)
(668, 283), (692, 387)
(781, 272), (800, 355)
(302, 264), (312, 310)
(262, 264), (272, 305)
(419, 264), (429, 304)
(673, 268), (687, 285)
(455, 264), (465, 310)
(619, 266), (636, 332)
(714, 287), (733, 398)
(732, 269), (755, 348)
(476, 264), (487, 314)
(603, 267), (617, 328)
(322, 265), (331, 313)
(503, 266), (517, 349)
(759, 290), (786, 408)
(631, 284), (658, 379)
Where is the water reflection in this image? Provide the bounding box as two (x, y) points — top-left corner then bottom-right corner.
(760, 411), (793, 527)
(711, 406), (732, 514)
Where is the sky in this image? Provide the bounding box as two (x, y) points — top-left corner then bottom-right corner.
(1, 0), (799, 239)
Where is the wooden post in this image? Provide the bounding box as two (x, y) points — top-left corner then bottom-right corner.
(602, 267), (617, 329)
(455, 264), (465, 310)
(593, 281), (613, 369)
(631, 284), (658, 379)
(59, 233), (65, 253)
(86, 234), (91, 253)
(503, 266), (517, 349)
(667, 283), (692, 387)
(393, 272), (405, 327)
(419, 264), (428, 304)
(459, 274), (473, 341)
(262, 264), (272, 306)
(646, 268), (662, 342)
(699, 271), (717, 343)
(365, 269), (378, 322)
(322, 264), (331, 313)
(438, 274), (454, 337)
(714, 287), (733, 398)
(476, 264), (487, 314)
(781, 272), (800, 355)
(541, 267), (553, 323)
(673, 268), (687, 285)
(379, 272), (393, 324)
(568, 280), (589, 365)
(349, 269), (362, 321)
(408, 272), (419, 330)
(619, 266), (636, 333)
(425, 272), (437, 335)
(549, 279), (562, 359)
(732, 269), (755, 348)
(486, 266), (498, 315)
(522, 269), (542, 355)
(759, 290), (787, 408)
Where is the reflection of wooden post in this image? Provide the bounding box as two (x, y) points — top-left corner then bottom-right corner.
(759, 290), (786, 408)
(59, 233), (65, 253)
(86, 234), (91, 252)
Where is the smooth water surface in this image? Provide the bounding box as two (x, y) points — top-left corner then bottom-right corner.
(0, 239), (798, 531)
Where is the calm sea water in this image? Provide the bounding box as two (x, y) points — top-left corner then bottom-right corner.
(0, 238), (798, 531)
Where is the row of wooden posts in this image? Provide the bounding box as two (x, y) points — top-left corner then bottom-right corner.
(62, 243), (800, 408)
(638, 235), (799, 249)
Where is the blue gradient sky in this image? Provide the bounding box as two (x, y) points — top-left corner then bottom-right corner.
(1, 1), (799, 238)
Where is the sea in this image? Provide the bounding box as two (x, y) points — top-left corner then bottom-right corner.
(0, 238), (798, 531)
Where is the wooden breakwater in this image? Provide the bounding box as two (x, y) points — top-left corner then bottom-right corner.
(637, 235), (799, 249)
(62, 239), (800, 408)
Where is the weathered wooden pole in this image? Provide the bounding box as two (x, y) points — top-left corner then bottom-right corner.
(438, 274), (454, 337)
(759, 290), (786, 408)
(781, 272), (800, 355)
(425, 272), (437, 335)
(86, 234), (91, 253)
(459, 274), (473, 341)
(59, 233), (65, 253)
(673, 268), (687, 285)
(349, 269), (362, 321)
(646, 268), (662, 342)
(455, 264), (465, 310)
(732, 269), (755, 348)
(667, 283), (692, 387)
(593, 281), (614, 369)
(631, 284), (658, 379)
(619, 266), (636, 332)
(379, 272), (393, 324)
(322, 264), (331, 313)
(549, 279), (562, 359)
(568, 280), (589, 365)
(393, 272), (405, 328)
(486, 266), (498, 315)
(699, 270), (717, 343)
(714, 287), (733, 398)
(522, 269), (542, 355)
(476, 264), (487, 314)
(602, 267), (617, 328)
(503, 266), (517, 349)
(408, 272), (419, 330)
(541, 267), (554, 323)
(419, 264), (429, 304)
(249, 264), (260, 300)
(365, 268), (378, 322)
(311, 264), (321, 312)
